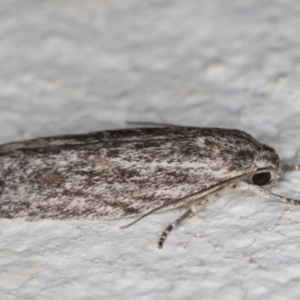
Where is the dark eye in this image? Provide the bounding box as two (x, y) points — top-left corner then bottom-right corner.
(252, 172), (271, 186)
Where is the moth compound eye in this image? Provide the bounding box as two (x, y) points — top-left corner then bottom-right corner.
(252, 172), (271, 186)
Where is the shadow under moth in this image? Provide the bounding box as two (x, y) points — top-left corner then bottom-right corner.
(0, 123), (299, 248)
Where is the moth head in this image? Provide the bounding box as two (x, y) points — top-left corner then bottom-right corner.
(248, 145), (281, 186)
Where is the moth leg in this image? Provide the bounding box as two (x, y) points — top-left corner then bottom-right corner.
(282, 164), (300, 172)
(158, 208), (193, 249)
(158, 184), (237, 249)
(123, 183), (239, 249)
(240, 182), (300, 205)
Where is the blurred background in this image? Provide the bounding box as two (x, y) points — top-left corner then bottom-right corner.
(1, 1), (300, 299)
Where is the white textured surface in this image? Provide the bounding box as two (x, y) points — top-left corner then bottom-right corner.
(1, 1), (300, 299)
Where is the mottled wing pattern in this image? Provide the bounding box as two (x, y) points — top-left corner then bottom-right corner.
(0, 127), (263, 221)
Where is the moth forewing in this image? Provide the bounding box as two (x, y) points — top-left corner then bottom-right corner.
(0, 126), (299, 248)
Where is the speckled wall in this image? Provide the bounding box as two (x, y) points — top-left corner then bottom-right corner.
(1, 1), (300, 299)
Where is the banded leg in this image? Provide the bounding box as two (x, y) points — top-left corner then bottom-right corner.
(158, 184), (238, 248)
(241, 182), (300, 205)
(158, 208), (193, 249)
(282, 164), (300, 172)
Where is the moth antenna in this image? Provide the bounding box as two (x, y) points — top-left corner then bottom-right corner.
(120, 205), (165, 229)
(121, 169), (269, 229)
(120, 191), (206, 229)
(120, 187), (218, 229)
(126, 121), (184, 128)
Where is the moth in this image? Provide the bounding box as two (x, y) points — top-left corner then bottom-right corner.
(0, 123), (299, 248)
